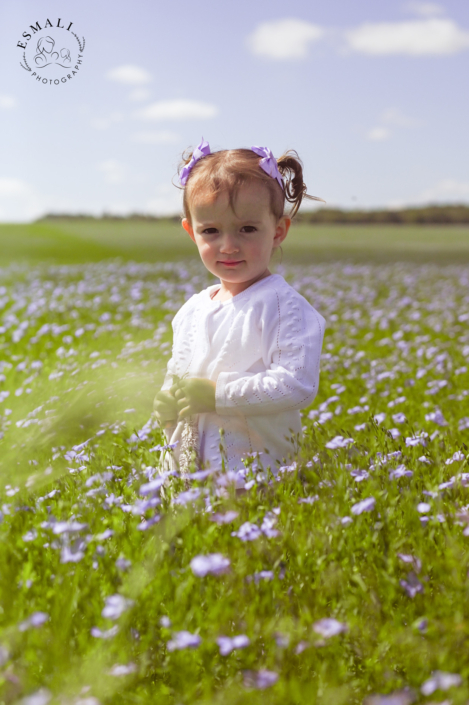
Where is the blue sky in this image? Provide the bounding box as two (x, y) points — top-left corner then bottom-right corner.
(1, 0), (468, 221)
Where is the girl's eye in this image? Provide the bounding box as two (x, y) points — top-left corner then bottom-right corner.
(241, 226), (257, 233)
(202, 228), (218, 235)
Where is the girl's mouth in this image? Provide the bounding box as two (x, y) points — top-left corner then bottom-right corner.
(219, 260), (243, 267)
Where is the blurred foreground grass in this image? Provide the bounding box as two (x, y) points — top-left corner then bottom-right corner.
(0, 255), (468, 702)
(1, 219), (469, 265)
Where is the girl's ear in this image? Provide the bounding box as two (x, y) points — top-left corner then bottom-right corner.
(273, 216), (291, 247)
(182, 218), (196, 243)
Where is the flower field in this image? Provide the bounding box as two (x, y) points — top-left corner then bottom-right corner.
(0, 256), (468, 704)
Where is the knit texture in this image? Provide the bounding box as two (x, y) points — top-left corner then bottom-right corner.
(162, 274), (326, 472)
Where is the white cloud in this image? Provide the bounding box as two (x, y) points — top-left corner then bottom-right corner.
(405, 2), (446, 17)
(90, 112), (124, 130)
(247, 18), (325, 59)
(146, 185), (183, 216)
(0, 177), (30, 197)
(96, 160), (125, 184)
(131, 130), (180, 144)
(135, 100), (218, 121)
(91, 118), (111, 130)
(128, 88), (152, 102)
(346, 19), (469, 55)
(102, 202), (134, 216)
(381, 107), (420, 128)
(0, 178), (43, 221)
(0, 95), (17, 109)
(367, 127), (391, 141)
(106, 65), (152, 85)
(415, 178), (469, 202)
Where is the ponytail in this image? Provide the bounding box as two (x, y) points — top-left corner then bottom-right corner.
(277, 150), (324, 218)
(177, 145), (324, 223)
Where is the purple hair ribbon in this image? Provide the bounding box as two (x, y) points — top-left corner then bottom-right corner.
(251, 145), (284, 190)
(179, 138), (211, 185)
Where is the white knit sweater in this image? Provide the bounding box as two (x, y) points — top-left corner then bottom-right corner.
(162, 273), (326, 473)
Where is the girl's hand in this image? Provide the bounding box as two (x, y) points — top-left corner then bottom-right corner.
(153, 389), (178, 427)
(171, 378), (216, 420)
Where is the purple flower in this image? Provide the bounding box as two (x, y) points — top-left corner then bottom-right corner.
(389, 465), (413, 480)
(216, 470), (246, 489)
(439, 478), (455, 490)
(351, 497), (376, 515)
(351, 469), (369, 482)
(137, 514), (161, 531)
(247, 570), (274, 584)
(210, 510), (239, 524)
(421, 671), (462, 696)
(187, 468), (217, 481)
(325, 436), (354, 450)
(102, 594), (134, 620)
(115, 557), (131, 571)
(295, 640), (310, 654)
(274, 632), (290, 648)
(167, 630), (201, 651)
(190, 553), (230, 577)
(95, 529), (114, 541)
(392, 412), (407, 424)
(139, 477), (165, 496)
(174, 488), (201, 505)
(397, 553), (422, 573)
(231, 522), (262, 541)
(108, 663), (137, 676)
(364, 689), (415, 705)
(149, 441), (179, 452)
(60, 544), (85, 564)
(298, 495), (319, 504)
(243, 669), (279, 690)
(445, 451), (466, 465)
(21, 688), (52, 705)
(417, 502), (430, 513)
(217, 634), (250, 655)
(19, 611), (49, 631)
(52, 521), (88, 535)
(260, 512), (280, 538)
(400, 572), (423, 598)
(425, 409), (448, 427)
(405, 432), (428, 447)
(91, 625), (119, 639)
(313, 618), (348, 638)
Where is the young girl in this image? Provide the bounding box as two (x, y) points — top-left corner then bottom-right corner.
(154, 140), (326, 476)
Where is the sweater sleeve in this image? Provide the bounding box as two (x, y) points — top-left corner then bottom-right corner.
(215, 293), (325, 417)
(160, 294), (197, 391)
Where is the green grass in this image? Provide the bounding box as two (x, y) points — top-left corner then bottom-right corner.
(0, 257), (468, 703)
(1, 219), (469, 265)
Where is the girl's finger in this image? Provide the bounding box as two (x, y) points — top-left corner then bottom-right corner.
(178, 405), (191, 420)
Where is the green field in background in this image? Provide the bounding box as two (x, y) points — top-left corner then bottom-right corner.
(1, 219), (469, 265)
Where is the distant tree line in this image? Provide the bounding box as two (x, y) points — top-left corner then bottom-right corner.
(39, 205), (469, 225)
(294, 205), (469, 225)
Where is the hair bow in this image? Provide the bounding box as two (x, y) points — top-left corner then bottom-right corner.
(179, 138), (211, 185)
(251, 146), (284, 190)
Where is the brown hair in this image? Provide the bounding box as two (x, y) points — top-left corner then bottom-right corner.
(176, 146), (323, 223)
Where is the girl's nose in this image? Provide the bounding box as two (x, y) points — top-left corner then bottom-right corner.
(219, 234), (239, 253)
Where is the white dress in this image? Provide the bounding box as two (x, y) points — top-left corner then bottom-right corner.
(162, 274), (326, 473)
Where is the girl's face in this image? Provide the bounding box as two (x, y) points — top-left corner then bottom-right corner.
(182, 181), (290, 297)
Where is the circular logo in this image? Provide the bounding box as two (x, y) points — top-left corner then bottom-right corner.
(18, 18), (85, 86)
